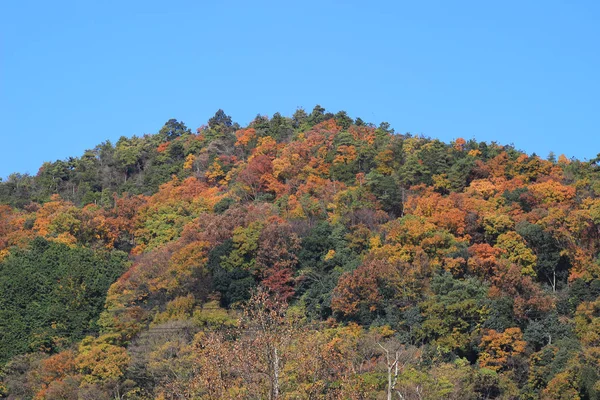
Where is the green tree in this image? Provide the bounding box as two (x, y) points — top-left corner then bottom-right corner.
(0, 238), (128, 363)
(158, 119), (191, 141)
(416, 273), (489, 355)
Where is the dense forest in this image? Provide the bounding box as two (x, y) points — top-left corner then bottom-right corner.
(0, 106), (599, 399)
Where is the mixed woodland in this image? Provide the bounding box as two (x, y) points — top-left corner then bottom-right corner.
(0, 106), (599, 399)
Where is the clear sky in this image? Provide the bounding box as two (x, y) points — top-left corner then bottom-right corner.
(1, 0), (599, 179)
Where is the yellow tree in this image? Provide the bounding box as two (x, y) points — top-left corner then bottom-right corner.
(478, 328), (526, 372)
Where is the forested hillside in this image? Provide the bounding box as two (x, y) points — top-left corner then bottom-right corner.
(1, 106), (599, 399)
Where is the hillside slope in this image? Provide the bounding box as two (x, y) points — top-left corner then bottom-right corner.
(1, 106), (599, 399)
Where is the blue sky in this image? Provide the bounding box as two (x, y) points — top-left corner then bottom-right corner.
(1, 0), (599, 179)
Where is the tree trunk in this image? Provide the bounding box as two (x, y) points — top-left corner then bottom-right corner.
(387, 365), (393, 400)
(271, 347), (280, 400)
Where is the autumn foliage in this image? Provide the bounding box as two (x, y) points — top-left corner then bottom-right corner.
(1, 107), (600, 399)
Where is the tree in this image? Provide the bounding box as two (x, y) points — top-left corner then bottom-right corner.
(237, 154), (274, 200)
(307, 104), (327, 126)
(416, 273), (489, 354)
(331, 259), (389, 323)
(158, 119), (191, 141)
(256, 219), (301, 301)
(516, 221), (567, 291)
(188, 331), (243, 399)
(377, 340), (419, 400)
(208, 109), (233, 129)
(237, 287), (294, 400)
(0, 238), (127, 363)
(292, 108), (308, 129)
(75, 334), (129, 391)
(495, 231), (537, 276)
(114, 136), (143, 183)
(478, 327), (526, 372)
(334, 110), (353, 130)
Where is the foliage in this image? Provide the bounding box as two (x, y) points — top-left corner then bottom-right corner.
(1, 106), (599, 398)
(0, 238), (127, 364)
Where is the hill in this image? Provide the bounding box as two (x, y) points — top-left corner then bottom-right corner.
(1, 106), (599, 399)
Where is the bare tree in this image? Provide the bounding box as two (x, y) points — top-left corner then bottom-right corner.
(238, 286), (293, 400)
(377, 340), (420, 400)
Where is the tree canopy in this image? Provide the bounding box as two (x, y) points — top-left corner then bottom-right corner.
(1, 107), (599, 399)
